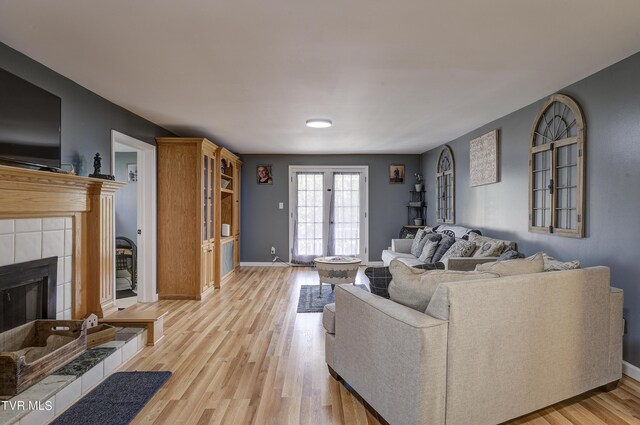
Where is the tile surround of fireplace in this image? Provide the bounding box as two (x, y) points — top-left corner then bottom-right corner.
(0, 218), (73, 320)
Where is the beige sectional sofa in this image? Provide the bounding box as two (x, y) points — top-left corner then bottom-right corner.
(323, 265), (623, 425)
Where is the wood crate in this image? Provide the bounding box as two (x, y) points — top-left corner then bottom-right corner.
(0, 320), (86, 397)
(86, 324), (116, 348)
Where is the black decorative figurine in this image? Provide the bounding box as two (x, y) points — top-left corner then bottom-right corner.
(88, 153), (115, 180)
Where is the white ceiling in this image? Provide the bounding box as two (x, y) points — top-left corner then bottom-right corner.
(1, 1), (640, 154)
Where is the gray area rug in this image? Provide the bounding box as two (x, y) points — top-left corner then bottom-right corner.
(50, 371), (171, 425)
(297, 284), (368, 313)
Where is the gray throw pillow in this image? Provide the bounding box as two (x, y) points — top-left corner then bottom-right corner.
(410, 229), (428, 257)
(431, 235), (455, 263)
(498, 249), (522, 261)
(440, 240), (476, 261)
(418, 233), (442, 263)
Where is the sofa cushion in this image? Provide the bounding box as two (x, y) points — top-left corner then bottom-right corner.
(440, 240), (476, 261)
(475, 252), (544, 276)
(431, 234), (455, 263)
(425, 271), (500, 319)
(410, 228), (429, 257)
(388, 260), (432, 311)
(389, 260), (497, 312)
(543, 253), (581, 271)
(381, 249), (416, 266)
(418, 233), (442, 263)
(323, 303), (336, 334)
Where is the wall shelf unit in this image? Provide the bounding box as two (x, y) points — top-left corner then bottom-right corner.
(217, 148), (242, 282)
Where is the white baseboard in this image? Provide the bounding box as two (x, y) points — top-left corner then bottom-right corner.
(366, 261), (384, 267)
(240, 262), (289, 267)
(623, 361), (640, 381)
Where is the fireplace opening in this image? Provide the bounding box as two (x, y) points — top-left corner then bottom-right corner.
(0, 257), (57, 333)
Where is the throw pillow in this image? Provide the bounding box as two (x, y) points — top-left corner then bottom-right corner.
(498, 249), (522, 261)
(440, 240), (476, 261)
(421, 271), (500, 317)
(542, 253), (581, 271)
(410, 229), (428, 257)
(364, 266), (393, 299)
(435, 224), (477, 239)
(418, 233), (442, 263)
(475, 252), (544, 276)
(468, 233), (513, 257)
(473, 240), (505, 258)
(388, 260), (430, 310)
(431, 234), (455, 263)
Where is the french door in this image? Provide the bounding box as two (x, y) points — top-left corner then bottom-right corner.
(289, 166), (369, 264)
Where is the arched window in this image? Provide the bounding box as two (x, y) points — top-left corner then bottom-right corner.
(436, 145), (455, 223)
(529, 93), (585, 237)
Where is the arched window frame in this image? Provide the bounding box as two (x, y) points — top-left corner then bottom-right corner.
(528, 93), (585, 238)
(436, 145), (455, 224)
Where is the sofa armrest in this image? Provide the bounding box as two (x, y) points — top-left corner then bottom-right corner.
(332, 285), (447, 425)
(391, 238), (413, 253)
(608, 287), (624, 382)
(441, 256), (498, 271)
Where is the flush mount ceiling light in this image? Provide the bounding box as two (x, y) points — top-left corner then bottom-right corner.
(306, 119), (332, 128)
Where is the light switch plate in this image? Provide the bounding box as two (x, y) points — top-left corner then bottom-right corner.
(279, 202), (284, 209)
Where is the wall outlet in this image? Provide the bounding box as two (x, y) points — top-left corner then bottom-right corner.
(271, 246), (276, 255)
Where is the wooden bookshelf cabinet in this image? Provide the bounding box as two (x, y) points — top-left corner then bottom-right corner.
(156, 138), (218, 299)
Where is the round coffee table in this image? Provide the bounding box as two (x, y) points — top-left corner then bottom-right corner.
(314, 256), (362, 296)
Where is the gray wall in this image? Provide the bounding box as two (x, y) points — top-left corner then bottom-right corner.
(241, 154), (420, 262)
(0, 42), (174, 174)
(421, 51), (640, 367)
(114, 152), (138, 241)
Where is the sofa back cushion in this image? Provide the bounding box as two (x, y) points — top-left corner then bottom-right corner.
(389, 259), (498, 312)
(475, 252), (544, 276)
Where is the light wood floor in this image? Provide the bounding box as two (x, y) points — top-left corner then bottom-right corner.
(122, 267), (640, 425)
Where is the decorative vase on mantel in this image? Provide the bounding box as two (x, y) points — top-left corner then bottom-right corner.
(415, 183), (423, 192)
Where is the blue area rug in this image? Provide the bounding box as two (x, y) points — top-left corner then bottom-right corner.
(297, 284), (368, 313)
(51, 371), (171, 425)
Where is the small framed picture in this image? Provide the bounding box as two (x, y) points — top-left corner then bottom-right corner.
(127, 163), (138, 183)
(257, 164), (273, 185)
(389, 164), (405, 184)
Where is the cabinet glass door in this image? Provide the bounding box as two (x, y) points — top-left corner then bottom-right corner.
(203, 155), (209, 241)
(209, 156), (215, 241)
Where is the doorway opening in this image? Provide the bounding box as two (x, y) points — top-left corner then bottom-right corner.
(111, 131), (157, 309)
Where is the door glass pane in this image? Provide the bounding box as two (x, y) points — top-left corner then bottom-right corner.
(333, 173), (360, 256)
(296, 173), (323, 256)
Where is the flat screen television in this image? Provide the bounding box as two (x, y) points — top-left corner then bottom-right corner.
(0, 67), (61, 169)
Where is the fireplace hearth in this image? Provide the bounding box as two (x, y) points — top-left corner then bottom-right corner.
(0, 257), (57, 333)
